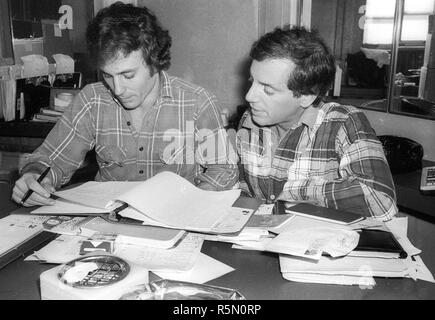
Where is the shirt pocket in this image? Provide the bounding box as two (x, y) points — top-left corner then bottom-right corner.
(95, 145), (127, 169)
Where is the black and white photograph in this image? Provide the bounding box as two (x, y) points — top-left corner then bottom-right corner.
(0, 0), (434, 310)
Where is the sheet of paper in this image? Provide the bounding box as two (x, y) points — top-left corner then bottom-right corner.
(153, 253), (235, 284)
(231, 237), (274, 251)
(25, 234), (85, 263)
(51, 172), (242, 233)
(32, 198), (109, 214)
(406, 255), (435, 283)
(42, 216), (94, 236)
(54, 181), (142, 209)
(348, 217), (386, 230)
(114, 233), (204, 272)
(80, 217), (185, 249)
(255, 204), (274, 215)
(0, 214), (48, 256)
(265, 227), (359, 260)
(272, 214), (352, 235)
(385, 217), (422, 256)
(26, 232), (204, 273)
(282, 272), (376, 287)
(112, 171), (241, 230)
(279, 254), (409, 277)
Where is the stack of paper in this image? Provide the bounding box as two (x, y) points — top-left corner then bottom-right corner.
(275, 216), (434, 285)
(26, 231), (235, 285)
(205, 208), (294, 250)
(33, 171), (250, 234)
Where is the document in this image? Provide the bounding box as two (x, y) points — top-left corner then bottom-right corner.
(0, 214), (47, 256)
(114, 233), (204, 272)
(27, 232), (204, 273)
(33, 171), (247, 234)
(385, 217), (422, 256)
(265, 227), (360, 260)
(25, 234), (86, 263)
(153, 252), (235, 284)
(279, 254), (409, 277)
(80, 217), (185, 249)
(282, 272), (376, 287)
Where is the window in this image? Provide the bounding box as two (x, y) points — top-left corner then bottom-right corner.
(363, 0), (435, 45)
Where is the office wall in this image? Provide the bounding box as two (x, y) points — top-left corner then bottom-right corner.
(139, 0), (259, 113)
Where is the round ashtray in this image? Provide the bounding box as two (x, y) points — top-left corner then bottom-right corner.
(57, 255), (130, 288)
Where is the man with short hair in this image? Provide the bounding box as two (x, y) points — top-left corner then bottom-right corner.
(237, 26), (397, 220)
(13, 2), (237, 207)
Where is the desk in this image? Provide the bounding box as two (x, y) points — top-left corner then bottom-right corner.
(0, 210), (434, 300)
(392, 160), (435, 223)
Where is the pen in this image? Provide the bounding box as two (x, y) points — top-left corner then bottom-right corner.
(19, 166), (51, 206)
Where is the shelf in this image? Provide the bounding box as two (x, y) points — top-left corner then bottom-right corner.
(0, 121), (54, 138)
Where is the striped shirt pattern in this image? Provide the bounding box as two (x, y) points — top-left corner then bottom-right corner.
(21, 72), (238, 190)
(236, 102), (398, 221)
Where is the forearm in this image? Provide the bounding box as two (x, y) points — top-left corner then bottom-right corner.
(280, 177), (397, 220)
(19, 149), (84, 189)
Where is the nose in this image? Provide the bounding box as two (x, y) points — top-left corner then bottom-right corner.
(245, 83), (257, 103)
(112, 76), (125, 96)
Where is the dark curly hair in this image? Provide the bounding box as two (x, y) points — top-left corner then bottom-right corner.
(250, 25), (335, 100)
(86, 2), (171, 75)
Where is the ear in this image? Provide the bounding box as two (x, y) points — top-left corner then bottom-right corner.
(300, 94), (318, 108)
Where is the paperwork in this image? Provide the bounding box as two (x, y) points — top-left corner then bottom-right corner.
(276, 216), (434, 285)
(265, 227), (360, 260)
(0, 214), (47, 257)
(33, 171), (248, 234)
(80, 217), (185, 249)
(26, 232), (204, 273)
(153, 252), (235, 284)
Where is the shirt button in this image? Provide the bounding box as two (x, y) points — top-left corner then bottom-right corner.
(269, 194), (276, 201)
(127, 121), (131, 126)
(139, 147), (144, 151)
(139, 170), (144, 174)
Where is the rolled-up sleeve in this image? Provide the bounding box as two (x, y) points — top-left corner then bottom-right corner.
(193, 90), (238, 190)
(281, 111), (398, 221)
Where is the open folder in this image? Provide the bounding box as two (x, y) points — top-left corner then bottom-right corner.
(32, 171), (254, 234)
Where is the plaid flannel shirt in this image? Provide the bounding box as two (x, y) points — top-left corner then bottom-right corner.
(236, 102), (398, 221)
(21, 72), (238, 190)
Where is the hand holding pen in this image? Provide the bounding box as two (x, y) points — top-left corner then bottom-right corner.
(12, 167), (56, 207)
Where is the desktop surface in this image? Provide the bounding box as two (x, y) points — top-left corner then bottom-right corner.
(0, 210), (434, 300)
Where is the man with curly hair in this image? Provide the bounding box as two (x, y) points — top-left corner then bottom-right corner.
(237, 26), (397, 221)
(13, 2), (238, 207)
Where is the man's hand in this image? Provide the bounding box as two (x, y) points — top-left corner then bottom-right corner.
(12, 172), (56, 207)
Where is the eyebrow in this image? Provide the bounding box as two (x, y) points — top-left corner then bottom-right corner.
(101, 68), (137, 76)
(257, 80), (280, 91)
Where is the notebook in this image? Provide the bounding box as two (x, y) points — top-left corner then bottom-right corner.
(353, 229), (407, 259)
(285, 203), (364, 225)
(80, 217), (185, 249)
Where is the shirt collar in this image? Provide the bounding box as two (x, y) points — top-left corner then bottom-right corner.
(159, 71), (173, 99)
(298, 101), (323, 129)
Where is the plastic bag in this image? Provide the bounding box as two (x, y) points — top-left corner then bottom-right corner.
(120, 279), (245, 300)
